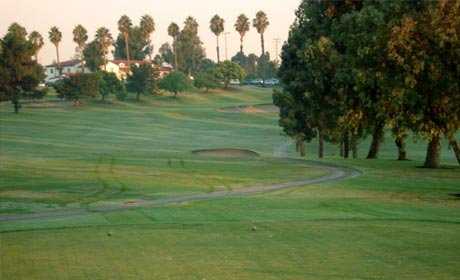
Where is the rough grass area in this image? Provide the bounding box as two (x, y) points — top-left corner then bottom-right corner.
(219, 103), (279, 113)
(0, 86), (459, 280)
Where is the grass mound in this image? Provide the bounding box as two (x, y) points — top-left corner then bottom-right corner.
(192, 148), (260, 158)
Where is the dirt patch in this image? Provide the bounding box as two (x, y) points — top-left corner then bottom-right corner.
(219, 104), (279, 114)
(192, 148), (260, 158)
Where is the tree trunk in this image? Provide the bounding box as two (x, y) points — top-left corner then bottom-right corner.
(395, 135), (407, 161)
(260, 33), (265, 56)
(80, 48), (85, 73)
(340, 141), (344, 158)
(299, 140), (306, 158)
(424, 136), (441, 168)
(318, 129), (324, 159)
(56, 45), (61, 75)
(449, 139), (460, 165)
(173, 39), (178, 70)
(216, 36), (220, 63)
(351, 134), (358, 159)
(124, 34), (131, 67)
(367, 122), (385, 159)
(344, 132), (350, 159)
(13, 99), (20, 114)
(240, 36), (244, 54)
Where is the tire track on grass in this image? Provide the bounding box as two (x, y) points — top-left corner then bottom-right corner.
(0, 160), (361, 222)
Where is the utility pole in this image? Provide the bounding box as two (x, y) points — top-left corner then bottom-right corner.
(224, 32), (230, 61)
(273, 38), (281, 63)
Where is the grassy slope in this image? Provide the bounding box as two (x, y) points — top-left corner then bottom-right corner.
(0, 87), (459, 280)
(0, 87), (324, 210)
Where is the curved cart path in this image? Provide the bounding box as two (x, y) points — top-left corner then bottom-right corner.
(0, 160), (361, 223)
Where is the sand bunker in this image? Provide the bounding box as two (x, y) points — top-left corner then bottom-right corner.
(192, 148), (260, 158)
(219, 104), (279, 114)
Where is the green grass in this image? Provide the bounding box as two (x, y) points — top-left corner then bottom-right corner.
(0, 87), (459, 280)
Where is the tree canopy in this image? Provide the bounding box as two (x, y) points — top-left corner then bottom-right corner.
(0, 23), (45, 113)
(275, 0), (460, 168)
(159, 71), (190, 97)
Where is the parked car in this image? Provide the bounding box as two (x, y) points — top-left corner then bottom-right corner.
(264, 78), (280, 87)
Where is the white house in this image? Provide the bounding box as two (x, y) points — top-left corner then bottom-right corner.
(45, 60), (91, 82)
(45, 59), (172, 82)
(103, 61), (122, 80)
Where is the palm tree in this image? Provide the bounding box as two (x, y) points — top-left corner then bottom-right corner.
(95, 27), (113, 70)
(168, 22), (180, 69)
(72, 25), (88, 73)
(253, 11), (270, 56)
(29, 31), (44, 62)
(49, 26), (63, 74)
(140, 15), (155, 60)
(118, 15), (133, 66)
(210, 15), (225, 63)
(235, 14), (250, 54)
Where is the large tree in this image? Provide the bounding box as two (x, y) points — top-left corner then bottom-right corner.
(114, 26), (150, 61)
(118, 15), (133, 65)
(215, 61), (246, 89)
(140, 14), (155, 60)
(126, 63), (157, 101)
(253, 11), (270, 56)
(167, 22), (180, 69)
(95, 27), (113, 70)
(72, 24), (88, 73)
(210, 15), (225, 63)
(235, 14), (250, 54)
(158, 43), (174, 65)
(83, 40), (105, 72)
(28, 31), (44, 62)
(388, 0), (460, 167)
(175, 17), (206, 75)
(159, 71), (190, 97)
(48, 26), (63, 74)
(0, 23), (44, 113)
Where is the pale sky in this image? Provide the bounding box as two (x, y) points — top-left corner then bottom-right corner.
(0, 0), (300, 65)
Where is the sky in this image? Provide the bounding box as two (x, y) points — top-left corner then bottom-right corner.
(0, 0), (300, 65)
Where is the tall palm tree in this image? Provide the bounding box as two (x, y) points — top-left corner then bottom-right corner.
(168, 22), (180, 69)
(235, 14), (250, 54)
(210, 15), (225, 63)
(253, 11), (270, 56)
(29, 31), (44, 62)
(118, 15), (133, 66)
(72, 25), (88, 73)
(140, 15), (155, 60)
(95, 27), (113, 70)
(49, 26), (63, 74)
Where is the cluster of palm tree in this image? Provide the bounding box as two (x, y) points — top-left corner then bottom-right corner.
(210, 11), (269, 63)
(30, 11), (270, 75)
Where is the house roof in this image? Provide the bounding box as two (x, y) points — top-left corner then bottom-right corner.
(46, 59), (81, 68)
(111, 60), (149, 66)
